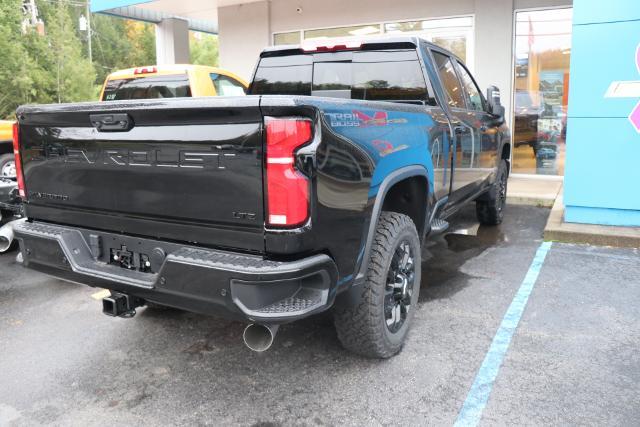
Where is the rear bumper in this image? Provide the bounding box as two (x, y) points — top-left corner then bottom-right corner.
(15, 221), (338, 323)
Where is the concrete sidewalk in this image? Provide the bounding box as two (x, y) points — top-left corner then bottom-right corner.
(505, 176), (640, 248)
(544, 191), (640, 248)
(507, 176), (563, 208)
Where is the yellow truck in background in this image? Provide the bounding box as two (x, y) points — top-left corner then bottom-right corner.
(0, 120), (15, 179)
(0, 65), (247, 179)
(100, 64), (248, 101)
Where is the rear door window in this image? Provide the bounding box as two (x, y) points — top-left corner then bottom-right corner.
(431, 51), (465, 109)
(102, 74), (191, 101)
(210, 73), (246, 96)
(251, 50), (430, 104)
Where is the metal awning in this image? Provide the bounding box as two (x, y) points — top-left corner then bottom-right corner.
(91, 0), (225, 34)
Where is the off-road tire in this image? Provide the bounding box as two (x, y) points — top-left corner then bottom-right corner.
(333, 211), (421, 359)
(476, 159), (508, 226)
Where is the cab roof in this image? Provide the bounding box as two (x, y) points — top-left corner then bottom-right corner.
(262, 36), (439, 54)
(260, 35), (461, 62)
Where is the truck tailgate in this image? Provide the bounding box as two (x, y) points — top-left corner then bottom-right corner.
(17, 97), (265, 252)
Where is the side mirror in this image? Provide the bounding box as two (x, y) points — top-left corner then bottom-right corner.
(486, 85), (505, 122)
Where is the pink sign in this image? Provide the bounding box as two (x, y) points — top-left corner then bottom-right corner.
(629, 44), (640, 132)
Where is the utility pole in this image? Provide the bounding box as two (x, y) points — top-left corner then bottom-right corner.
(86, 0), (92, 64)
(21, 0), (40, 33)
(27, 0), (37, 25)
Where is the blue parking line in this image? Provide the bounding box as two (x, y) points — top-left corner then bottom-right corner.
(454, 241), (553, 427)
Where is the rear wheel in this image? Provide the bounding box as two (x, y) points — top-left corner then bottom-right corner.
(333, 211), (421, 359)
(0, 154), (15, 179)
(476, 159), (508, 226)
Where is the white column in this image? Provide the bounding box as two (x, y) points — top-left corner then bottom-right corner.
(155, 17), (190, 65)
(218, 1), (271, 80)
(474, 0), (514, 120)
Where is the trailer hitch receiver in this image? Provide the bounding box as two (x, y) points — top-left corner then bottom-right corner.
(102, 292), (143, 318)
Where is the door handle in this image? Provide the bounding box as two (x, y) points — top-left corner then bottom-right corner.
(90, 113), (133, 132)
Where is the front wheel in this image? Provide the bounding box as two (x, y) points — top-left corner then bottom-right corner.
(476, 159), (508, 225)
(0, 154), (16, 179)
(333, 211), (421, 359)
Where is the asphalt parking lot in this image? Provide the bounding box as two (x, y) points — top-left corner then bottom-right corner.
(1, 204), (639, 426)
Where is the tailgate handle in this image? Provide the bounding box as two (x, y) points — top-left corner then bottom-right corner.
(90, 113), (133, 132)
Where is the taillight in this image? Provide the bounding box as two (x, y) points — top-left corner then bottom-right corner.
(265, 117), (312, 227)
(12, 122), (25, 198)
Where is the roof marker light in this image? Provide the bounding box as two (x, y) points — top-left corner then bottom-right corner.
(133, 66), (157, 75)
(301, 40), (363, 52)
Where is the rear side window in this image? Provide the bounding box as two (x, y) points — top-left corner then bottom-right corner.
(210, 73), (246, 96)
(250, 50), (429, 104)
(251, 59), (312, 96)
(431, 51), (465, 109)
(102, 74), (191, 101)
(351, 58), (427, 102)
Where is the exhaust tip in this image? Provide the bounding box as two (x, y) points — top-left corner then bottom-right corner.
(243, 324), (279, 352)
(0, 236), (11, 253)
(0, 218), (25, 253)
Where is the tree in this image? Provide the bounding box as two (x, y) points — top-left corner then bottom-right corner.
(0, 0), (38, 118)
(190, 32), (219, 66)
(35, 0), (96, 103)
(0, 0), (201, 118)
(125, 20), (155, 67)
(91, 15), (155, 84)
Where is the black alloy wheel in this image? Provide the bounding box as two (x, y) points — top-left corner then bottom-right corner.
(384, 240), (416, 333)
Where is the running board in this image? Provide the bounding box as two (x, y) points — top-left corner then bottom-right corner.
(430, 218), (450, 235)
(429, 197), (450, 235)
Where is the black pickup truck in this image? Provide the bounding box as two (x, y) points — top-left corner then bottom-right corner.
(13, 37), (510, 358)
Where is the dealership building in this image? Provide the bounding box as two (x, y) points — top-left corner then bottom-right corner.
(92, 0), (640, 227)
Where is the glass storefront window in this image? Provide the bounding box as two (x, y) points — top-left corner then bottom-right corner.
(384, 16), (473, 33)
(304, 24), (381, 41)
(385, 17), (473, 64)
(432, 35), (467, 62)
(512, 8), (572, 176)
(273, 16), (474, 67)
(274, 31), (301, 45)
(384, 20), (424, 33)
